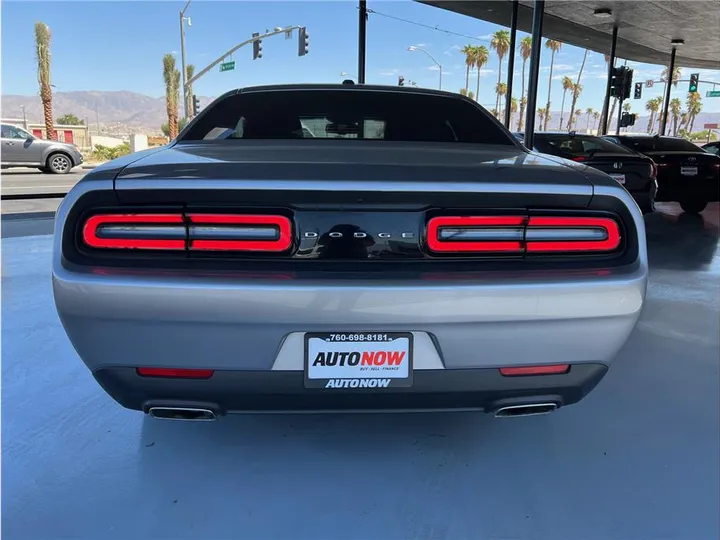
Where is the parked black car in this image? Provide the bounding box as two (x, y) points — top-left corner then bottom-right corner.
(603, 135), (720, 214)
(514, 132), (658, 213)
(701, 141), (719, 156)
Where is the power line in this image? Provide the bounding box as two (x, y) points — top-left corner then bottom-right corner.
(365, 8), (492, 45)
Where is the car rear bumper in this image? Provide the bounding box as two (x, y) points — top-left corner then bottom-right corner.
(93, 363), (609, 414)
(54, 263), (646, 375)
(657, 175), (720, 202)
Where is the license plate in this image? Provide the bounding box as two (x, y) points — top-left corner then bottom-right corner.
(304, 332), (413, 389)
(681, 166), (698, 176)
(609, 173), (625, 184)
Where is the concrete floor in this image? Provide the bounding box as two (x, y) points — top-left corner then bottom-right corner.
(2, 204), (719, 540)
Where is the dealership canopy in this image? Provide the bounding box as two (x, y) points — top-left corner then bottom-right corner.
(417, 0), (720, 70)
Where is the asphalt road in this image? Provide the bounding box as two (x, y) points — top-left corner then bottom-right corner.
(2, 203), (719, 539)
(1, 167), (86, 197)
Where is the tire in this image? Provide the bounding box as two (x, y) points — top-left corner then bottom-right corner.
(46, 152), (73, 174)
(679, 199), (707, 214)
(37, 166), (51, 173)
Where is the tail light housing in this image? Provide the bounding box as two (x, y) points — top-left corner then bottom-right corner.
(427, 214), (622, 255)
(81, 212), (292, 253)
(649, 161), (658, 179)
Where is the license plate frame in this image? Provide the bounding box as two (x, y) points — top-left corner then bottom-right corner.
(609, 173), (626, 184)
(681, 166), (698, 176)
(304, 332), (414, 389)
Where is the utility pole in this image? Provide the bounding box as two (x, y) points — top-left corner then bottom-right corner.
(180, 0), (192, 119)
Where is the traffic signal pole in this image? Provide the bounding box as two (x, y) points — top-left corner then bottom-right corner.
(600, 26), (618, 135)
(659, 46), (677, 136)
(185, 26), (303, 100)
(179, 0), (192, 120)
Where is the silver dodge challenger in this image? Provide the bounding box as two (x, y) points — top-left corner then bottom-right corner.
(52, 84), (647, 420)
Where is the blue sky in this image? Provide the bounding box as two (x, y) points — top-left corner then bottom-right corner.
(3, 0), (720, 114)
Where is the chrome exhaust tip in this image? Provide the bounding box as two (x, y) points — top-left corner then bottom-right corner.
(148, 407), (217, 421)
(493, 402), (558, 418)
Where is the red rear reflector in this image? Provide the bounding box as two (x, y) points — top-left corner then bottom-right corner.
(83, 214), (185, 250)
(137, 367), (214, 379)
(526, 216), (620, 252)
(570, 156), (587, 162)
(499, 364), (570, 376)
(188, 214), (292, 252)
(427, 216), (525, 253)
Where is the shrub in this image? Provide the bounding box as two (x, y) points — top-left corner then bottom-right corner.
(91, 143), (131, 161)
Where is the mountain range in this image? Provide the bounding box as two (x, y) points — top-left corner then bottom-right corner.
(1, 91), (215, 133)
(1, 90), (718, 135)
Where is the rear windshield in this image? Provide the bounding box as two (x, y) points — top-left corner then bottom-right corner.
(534, 135), (633, 156)
(181, 89), (515, 145)
(617, 137), (701, 153)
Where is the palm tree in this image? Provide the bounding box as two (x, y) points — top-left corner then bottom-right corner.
(491, 30), (510, 118)
(475, 45), (490, 104)
(592, 111), (600, 131)
(669, 97), (682, 136)
(559, 76), (574, 130)
(566, 49), (588, 131)
(163, 53), (180, 140)
(661, 66), (682, 88)
(567, 83), (583, 130)
(467, 90), (475, 101)
(543, 39), (562, 130)
(623, 102), (631, 113)
(646, 98), (660, 133)
(461, 45), (477, 95)
(574, 109), (582, 128)
(510, 97), (518, 128)
(537, 107), (547, 126)
(185, 64), (195, 118)
(585, 108), (594, 132)
(496, 82), (508, 118)
(686, 92), (703, 133)
(35, 22), (55, 140)
(517, 36), (532, 131)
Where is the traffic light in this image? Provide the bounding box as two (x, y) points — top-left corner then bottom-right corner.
(298, 27), (309, 56)
(192, 95), (200, 116)
(689, 73), (699, 93)
(619, 112), (637, 128)
(252, 33), (263, 60)
(634, 82), (643, 100)
(622, 68), (634, 100)
(610, 66), (625, 98)
(398, 76), (405, 86)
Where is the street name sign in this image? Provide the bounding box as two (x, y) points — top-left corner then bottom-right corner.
(220, 61), (236, 72)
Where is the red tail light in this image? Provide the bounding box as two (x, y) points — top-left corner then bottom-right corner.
(137, 367), (214, 379)
(82, 214), (185, 250)
(499, 364), (570, 376)
(81, 212), (292, 253)
(570, 156), (587, 162)
(427, 215), (621, 254)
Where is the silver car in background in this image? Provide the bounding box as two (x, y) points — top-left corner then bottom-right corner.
(1, 123), (83, 173)
(52, 84), (647, 421)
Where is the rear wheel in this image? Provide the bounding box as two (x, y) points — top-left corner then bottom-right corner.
(679, 199), (707, 214)
(46, 152), (73, 174)
(38, 166), (51, 173)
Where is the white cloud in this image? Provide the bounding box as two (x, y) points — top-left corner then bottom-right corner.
(541, 63), (578, 72)
(378, 69), (402, 77)
(412, 43), (427, 48)
(478, 34), (494, 40)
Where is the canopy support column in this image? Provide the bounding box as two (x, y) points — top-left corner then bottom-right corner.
(523, 0), (544, 150)
(358, 0), (367, 84)
(504, 0), (519, 128)
(659, 46), (677, 136)
(600, 26), (618, 135)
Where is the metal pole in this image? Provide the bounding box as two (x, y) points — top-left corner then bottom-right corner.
(358, 0), (367, 84)
(523, 0), (544, 150)
(616, 97), (623, 135)
(504, 0), (519, 128)
(659, 46), (676, 136)
(600, 26), (618, 135)
(179, 0), (191, 119)
(439, 65), (443, 90)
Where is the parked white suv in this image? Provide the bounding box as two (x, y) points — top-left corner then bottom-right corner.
(1, 124), (84, 174)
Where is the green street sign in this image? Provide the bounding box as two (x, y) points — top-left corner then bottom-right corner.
(706, 90), (720, 98)
(220, 61), (235, 72)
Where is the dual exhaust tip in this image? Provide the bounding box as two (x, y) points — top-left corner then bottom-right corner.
(148, 406), (217, 421)
(493, 402), (558, 418)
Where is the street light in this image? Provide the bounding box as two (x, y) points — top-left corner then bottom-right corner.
(340, 72), (357, 81)
(180, 0), (192, 119)
(407, 46), (442, 90)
